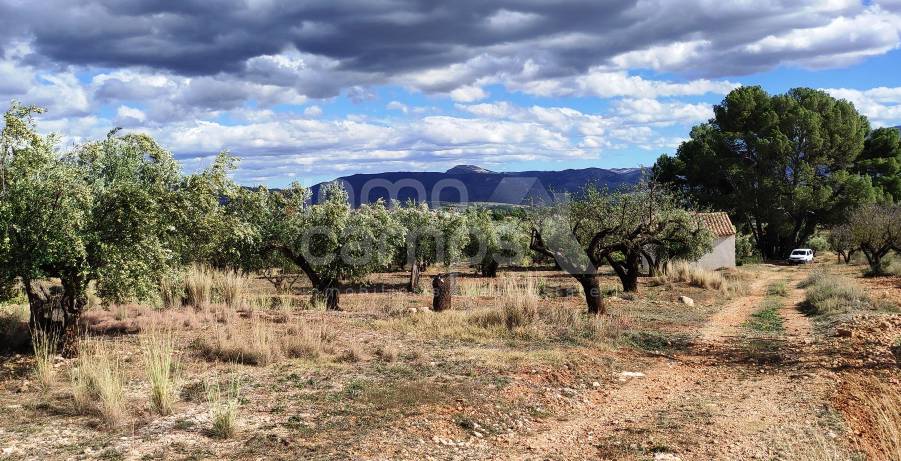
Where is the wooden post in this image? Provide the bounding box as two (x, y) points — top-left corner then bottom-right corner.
(431, 273), (454, 312)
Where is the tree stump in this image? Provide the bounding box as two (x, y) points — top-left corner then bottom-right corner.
(432, 273), (454, 312)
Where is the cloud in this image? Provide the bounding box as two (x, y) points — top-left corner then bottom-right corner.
(825, 86), (901, 126)
(303, 105), (323, 117)
(449, 85), (488, 102)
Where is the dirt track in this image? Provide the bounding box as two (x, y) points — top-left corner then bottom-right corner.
(512, 265), (835, 460)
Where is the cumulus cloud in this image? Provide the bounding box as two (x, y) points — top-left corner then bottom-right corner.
(825, 86), (901, 126)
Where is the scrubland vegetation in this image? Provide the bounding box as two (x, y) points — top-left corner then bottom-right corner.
(0, 86), (899, 459)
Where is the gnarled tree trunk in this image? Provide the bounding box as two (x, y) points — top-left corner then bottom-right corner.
(408, 260), (421, 292)
(25, 279), (86, 357)
(312, 279), (340, 310)
(432, 273), (454, 312)
(607, 252), (641, 293)
(576, 274), (604, 315)
(481, 259), (499, 278)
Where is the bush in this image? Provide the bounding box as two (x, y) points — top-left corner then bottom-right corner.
(806, 235), (829, 254)
(801, 270), (870, 316)
(184, 265), (214, 310)
(497, 277), (539, 330)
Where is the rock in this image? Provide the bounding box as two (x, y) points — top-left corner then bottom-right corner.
(835, 327), (853, 338)
(678, 296), (694, 306)
(618, 371), (645, 378)
(407, 307), (418, 315)
(591, 381), (601, 388)
(654, 454), (681, 461)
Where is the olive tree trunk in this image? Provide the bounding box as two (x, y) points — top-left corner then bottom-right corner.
(432, 273), (454, 312)
(24, 279), (86, 357)
(576, 274), (604, 315)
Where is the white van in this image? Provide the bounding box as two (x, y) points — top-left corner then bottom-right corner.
(788, 248), (814, 264)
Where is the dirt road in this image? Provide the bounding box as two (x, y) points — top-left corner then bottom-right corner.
(513, 265), (836, 460)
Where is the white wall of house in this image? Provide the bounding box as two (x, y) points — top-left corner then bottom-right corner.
(694, 235), (736, 270)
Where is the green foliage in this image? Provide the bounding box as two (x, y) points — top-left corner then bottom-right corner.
(394, 201), (470, 269)
(801, 270), (872, 316)
(532, 182), (712, 294)
(0, 103), (185, 309)
(653, 86), (877, 258)
(734, 232), (759, 265)
(745, 297), (784, 333)
(806, 235), (829, 254)
(845, 203), (901, 275)
(463, 207), (530, 275)
(857, 127), (901, 203)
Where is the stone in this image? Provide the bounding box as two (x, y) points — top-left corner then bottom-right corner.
(618, 371), (646, 378)
(835, 327), (853, 338)
(678, 296), (694, 306)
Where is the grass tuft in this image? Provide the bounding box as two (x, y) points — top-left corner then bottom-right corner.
(657, 261), (725, 290)
(206, 376), (241, 439)
(184, 265), (214, 310)
(71, 340), (127, 427)
(141, 329), (179, 415)
(30, 328), (57, 393)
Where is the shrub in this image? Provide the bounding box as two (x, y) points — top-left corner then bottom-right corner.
(141, 329), (178, 415)
(806, 235), (829, 254)
(766, 280), (788, 297)
(71, 340), (126, 427)
(801, 270), (870, 316)
(31, 328), (57, 393)
(206, 377), (241, 439)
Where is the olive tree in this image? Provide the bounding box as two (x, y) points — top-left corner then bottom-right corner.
(394, 202), (469, 291)
(0, 104), (183, 354)
(846, 204), (901, 274)
(463, 207), (530, 277)
(827, 224), (857, 264)
(236, 182), (402, 309)
(530, 183), (711, 314)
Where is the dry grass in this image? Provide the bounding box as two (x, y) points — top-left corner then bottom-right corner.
(159, 274), (184, 309)
(800, 270), (871, 316)
(194, 314), (280, 366)
(71, 340), (126, 427)
(657, 260), (726, 290)
(141, 329), (179, 415)
(30, 328), (57, 393)
(0, 302), (30, 352)
(283, 318), (333, 360)
(184, 265), (214, 310)
(846, 376), (901, 460)
(214, 270), (248, 310)
(206, 376), (241, 439)
(497, 276), (539, 330)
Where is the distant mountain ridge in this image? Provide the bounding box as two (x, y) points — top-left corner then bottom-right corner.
(310, 165), (645, 206)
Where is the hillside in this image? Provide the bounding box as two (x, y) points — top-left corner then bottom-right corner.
(310, 165), (644, 206)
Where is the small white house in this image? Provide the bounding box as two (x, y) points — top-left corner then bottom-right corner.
(694, 212), (736, 270)
(640, 211), (737, 273)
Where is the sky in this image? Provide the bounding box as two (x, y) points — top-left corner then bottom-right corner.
(2, 0), (901, 187)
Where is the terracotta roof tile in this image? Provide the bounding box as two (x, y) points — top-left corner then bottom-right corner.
(698, 212), (736, 237)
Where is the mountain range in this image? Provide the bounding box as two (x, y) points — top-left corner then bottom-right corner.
(310, 165), (645, 206)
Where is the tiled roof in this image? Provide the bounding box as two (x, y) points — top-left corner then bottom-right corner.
(698, 212), (736, 237)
